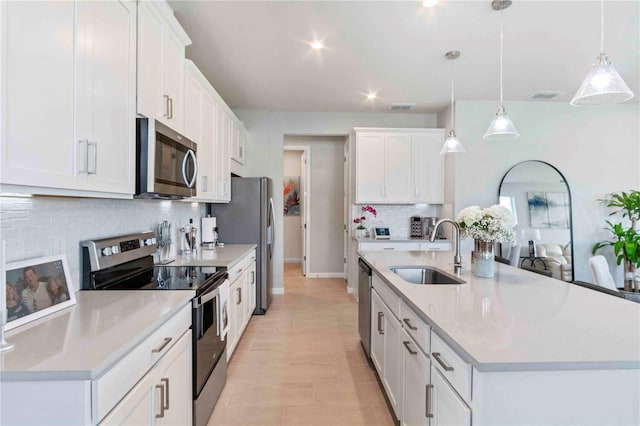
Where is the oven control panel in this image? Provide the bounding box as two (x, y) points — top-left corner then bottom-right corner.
(82, 232), (158, 272)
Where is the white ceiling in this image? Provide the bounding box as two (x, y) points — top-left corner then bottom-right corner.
(170, 0), (640, 114)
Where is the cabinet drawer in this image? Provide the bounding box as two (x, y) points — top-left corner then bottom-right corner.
(228, 249), (256, 283)
(93, 303), (191, 422)
(431, 332), (472, 404)
(372, 273), (400, 319)
(400, 300), (430, 355)
(360, 242), (421, 251)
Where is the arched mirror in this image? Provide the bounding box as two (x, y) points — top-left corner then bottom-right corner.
(498, 160), (574, 282)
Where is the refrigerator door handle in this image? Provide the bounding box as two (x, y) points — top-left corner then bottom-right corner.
(268, 197), (275, 259)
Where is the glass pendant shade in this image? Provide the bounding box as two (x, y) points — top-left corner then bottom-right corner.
(483, 106), (519, 140)
(570, 53), (634, 106)
(440, 130), (466, 155)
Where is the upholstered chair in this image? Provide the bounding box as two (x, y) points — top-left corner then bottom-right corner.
(535, 243), (573, 281)
(588, 255), (619, 292)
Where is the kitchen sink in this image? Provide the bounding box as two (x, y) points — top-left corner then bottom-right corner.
(390, 266), (465, 285)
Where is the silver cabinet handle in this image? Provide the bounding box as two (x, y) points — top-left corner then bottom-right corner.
(403, 318), (418, 331)
(377, 311), (384, 335)
(163, 95), (169, 118)
(155, 384), (166, 418)
(432, 352), (454, 371)
(88, 141), (97, 174)
(403, 341), (417, 355)
(236, 268), (243, 274)
(251, 271), (255, 284)
(425, 384), (434, 418)
(161, 378), (170, 410)
(236, 287), (241, 304)
(152, 337), (172, 353)
(202, 175), (208, 192)
(78, 140), (89, 173)
(168, 96), (173, 119)
(383, 248), (395, 250)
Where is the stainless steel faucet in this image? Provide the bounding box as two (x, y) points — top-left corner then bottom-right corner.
(430, 218), (463, 275)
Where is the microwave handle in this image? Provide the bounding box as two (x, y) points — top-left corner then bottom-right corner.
(182, 149), (198, 189)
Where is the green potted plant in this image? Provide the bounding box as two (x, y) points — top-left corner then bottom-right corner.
(592, 190), (640, 292)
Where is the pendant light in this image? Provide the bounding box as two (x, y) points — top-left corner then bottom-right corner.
(440, 50), (465, 155)
(570, 0), (634, 106)
(484, 0), (519, 140)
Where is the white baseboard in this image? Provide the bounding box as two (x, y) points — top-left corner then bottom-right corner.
(305, 273), (346, 279)
(271, 288), (285, 295)
(284, 258), (302, 263)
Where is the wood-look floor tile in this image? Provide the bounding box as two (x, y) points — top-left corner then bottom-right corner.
(207, 263), (393, 425)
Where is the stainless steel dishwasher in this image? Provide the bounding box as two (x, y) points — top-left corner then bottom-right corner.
(358, 258), (373, 358)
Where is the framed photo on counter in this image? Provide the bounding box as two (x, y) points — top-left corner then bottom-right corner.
(4, 255), (76, 331)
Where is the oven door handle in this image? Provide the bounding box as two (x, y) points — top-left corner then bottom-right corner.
(194, 287), (219, 307)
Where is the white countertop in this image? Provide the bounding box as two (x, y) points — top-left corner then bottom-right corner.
(1, 291), (193, 381)
(353, 236), (451, 243)
(359, 250), (640, 372)
(167, 244), (257, 267)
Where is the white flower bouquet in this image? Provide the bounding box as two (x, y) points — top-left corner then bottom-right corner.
(457, 205), (516, 243)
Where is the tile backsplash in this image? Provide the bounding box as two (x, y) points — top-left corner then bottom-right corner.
(0, 196), (206, 289)
(351, 204), (445, 238)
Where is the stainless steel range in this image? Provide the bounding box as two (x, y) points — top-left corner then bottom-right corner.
(81, 232), (228, 426)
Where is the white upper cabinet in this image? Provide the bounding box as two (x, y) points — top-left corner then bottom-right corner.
(137, 0), (191, 133)
(355, 133), (386, 203)
(76, 0), (136, 194)
(413, 130), (445, 204)
(231, 120), (247, 165)
(1, 0), (136, 197)
(215, 107), (232, 202)
(354, 128), (445, 204)
(384, 134), (413, 203)
(184, 60), (217, 202)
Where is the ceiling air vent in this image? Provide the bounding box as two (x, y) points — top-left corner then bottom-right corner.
(529, 91), (564, 100)
(390, 103), (416, 111)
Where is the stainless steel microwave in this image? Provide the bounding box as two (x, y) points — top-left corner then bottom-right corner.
(136, 118), (197, 199)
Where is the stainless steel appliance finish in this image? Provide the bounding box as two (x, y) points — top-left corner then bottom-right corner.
(209, 177), (273, 315)
(136, 117), (198, 199)
(81, 233), (228, 426)
(358, 258), (373, 358)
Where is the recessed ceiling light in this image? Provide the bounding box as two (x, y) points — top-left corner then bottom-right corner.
(367, 93), (378, 100)
(422, 0), (439, 7)
(310, 40), (324, 50)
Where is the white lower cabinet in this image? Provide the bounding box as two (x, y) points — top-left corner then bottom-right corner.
(401, 329), (430, 426)
(226, 250), (257, 360)
(371, 288), (403, 420)
(100, 330), (192, 425)
(430, 365), (471, 426)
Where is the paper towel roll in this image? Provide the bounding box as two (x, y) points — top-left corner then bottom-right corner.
(201, 217), (217, 244)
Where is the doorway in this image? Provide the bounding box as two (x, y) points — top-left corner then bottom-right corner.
(283, 146), (310, 275)
(283, 136), (347, 279)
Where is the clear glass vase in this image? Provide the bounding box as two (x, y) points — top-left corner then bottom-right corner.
(473, 239), (495, 278)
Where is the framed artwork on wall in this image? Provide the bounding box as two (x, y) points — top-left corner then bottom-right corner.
(527, 192), (570, 229)
(283, 176), (301, 215)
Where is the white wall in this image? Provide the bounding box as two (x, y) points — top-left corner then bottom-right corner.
(233, 110), (437, 291)
(283, 150), (302, 262)
(449, 101), (640, 283)
(285, 136), (345, 275)
(0, 197), (205, 289)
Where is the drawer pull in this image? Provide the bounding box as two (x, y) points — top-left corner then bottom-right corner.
(237, 287), (242, 304)
(403, 318), (418, 330)
(383, 248), (395, 250)
(432, 352), (454, 371)
(377, 311), (384, 335)
(236, 268), (243, 274)
(161, 378), (170, 410)
(403, 340), (417, 355)
(425, 384), (434, 418)
(155, 384), (166, 418)
(152, 337), (172, 354)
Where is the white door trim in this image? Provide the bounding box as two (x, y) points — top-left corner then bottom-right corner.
(283, 145), (311, 276)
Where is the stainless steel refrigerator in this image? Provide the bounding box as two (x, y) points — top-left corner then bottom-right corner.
(208, 177), (274, 314)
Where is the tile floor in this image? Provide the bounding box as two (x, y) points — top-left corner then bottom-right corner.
(207, 263), (395, 426)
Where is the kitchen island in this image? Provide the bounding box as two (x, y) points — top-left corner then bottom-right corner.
(359, 249), (640, 425)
